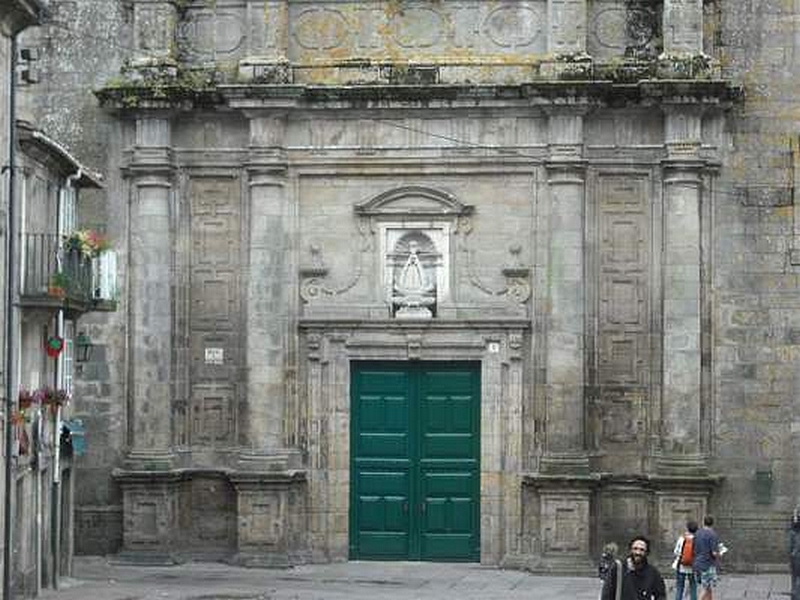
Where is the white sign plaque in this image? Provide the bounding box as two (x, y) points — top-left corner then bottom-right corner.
(204, 347), (224, 365)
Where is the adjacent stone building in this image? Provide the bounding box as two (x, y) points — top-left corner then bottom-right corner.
(16, 0), (800, 573)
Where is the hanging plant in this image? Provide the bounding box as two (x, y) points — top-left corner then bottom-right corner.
(45, 336), (65, 358)
(17, 387), (71, 415)
(64, 229), (110, 259)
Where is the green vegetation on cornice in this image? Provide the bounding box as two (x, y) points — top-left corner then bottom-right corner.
(94, 53), (728, 110)
(97, 63), (223, 108)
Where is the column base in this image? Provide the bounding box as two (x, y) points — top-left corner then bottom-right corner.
(524, 554), (596, 576)
(654, 453), (708, 477)
(539, 452), (590, 475)
(111, 551), (181, 566)
(236, 448), (303, 471)
(123, 450), (176, 471)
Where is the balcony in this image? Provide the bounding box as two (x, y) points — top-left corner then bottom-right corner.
(19, 233), (117, 315)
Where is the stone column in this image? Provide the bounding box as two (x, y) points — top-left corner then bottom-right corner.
(127, 116), (174, 468)
(541, 111), (588, 474)
(663, 0), (703, 55)
(116, 116), (178, 562)
(240, 114), (293, 468)
(659, 106), (705, 470)
(547, 0), (587, 55)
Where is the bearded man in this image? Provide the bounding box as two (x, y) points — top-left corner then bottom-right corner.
(601, 535), (667, 600)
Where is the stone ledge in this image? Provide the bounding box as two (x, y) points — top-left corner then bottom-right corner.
(96, 80), (742, 111)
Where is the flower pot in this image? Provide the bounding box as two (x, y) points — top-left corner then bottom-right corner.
(48, 285), (66, 299)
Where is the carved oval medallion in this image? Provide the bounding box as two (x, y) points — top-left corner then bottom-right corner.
(178, 10), (245, 60)
(215, 12), (245, 56)
(293, 8), (351, 50)
(592, 7), (655, 50)
(483, 4), (543, 48)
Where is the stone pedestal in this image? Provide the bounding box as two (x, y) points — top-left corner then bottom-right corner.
(653, 479), (716, 561)
(523, 474), (597, 573)
(113, 470), (181, 564)
(229, 471), (308, 566)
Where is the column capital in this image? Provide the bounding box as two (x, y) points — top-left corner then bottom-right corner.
(125, 155), (175, 175)
(247, 168), (288, 187)
(246, 113), (288, 166)
(547, 111), (585, 161)
(663, 104), (705, 157)
(125, 171), (175, 188)
(661, 158), (706, 183)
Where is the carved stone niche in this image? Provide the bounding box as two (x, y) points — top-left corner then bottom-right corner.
(354, 186), (474, 319)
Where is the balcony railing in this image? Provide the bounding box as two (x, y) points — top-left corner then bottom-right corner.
(19, 233), (116, 312)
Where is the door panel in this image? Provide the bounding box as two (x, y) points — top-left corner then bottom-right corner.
(351, 367), (412, 559)
(350, 361), (480, 561)
(356, 468), (410, 557)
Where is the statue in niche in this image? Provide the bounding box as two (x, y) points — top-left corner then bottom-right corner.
(391, 237), (438, 319)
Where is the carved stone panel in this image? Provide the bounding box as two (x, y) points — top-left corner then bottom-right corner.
(187, 176), (241, 448)
(121, 481), (179, 552)
(178, 7), (246, 64)
(597, 175), (650, 390)
(540, 494), (590, 555)
(590, 174), (652, 458)
(190, 384), (236, 445)
(189, 177), (242, 385)
(287, 0), (547, 63)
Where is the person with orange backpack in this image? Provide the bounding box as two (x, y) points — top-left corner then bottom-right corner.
(672, 520), (698, 600)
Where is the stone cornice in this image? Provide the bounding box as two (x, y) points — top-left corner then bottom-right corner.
(113, 467), (307, 485)
(523, 472), (723, 491)
(96, 80), (741, 112)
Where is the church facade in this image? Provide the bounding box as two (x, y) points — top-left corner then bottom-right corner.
(26, 0), (795, 571)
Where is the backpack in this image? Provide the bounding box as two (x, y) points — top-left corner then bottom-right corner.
(680, 534), (694, 566)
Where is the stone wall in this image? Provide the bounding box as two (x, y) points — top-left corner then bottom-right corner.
(709, 0), (800, 569)
(15, 0), (130, 556)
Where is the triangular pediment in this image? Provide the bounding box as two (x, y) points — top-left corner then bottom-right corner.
(355, 186), (473, 217)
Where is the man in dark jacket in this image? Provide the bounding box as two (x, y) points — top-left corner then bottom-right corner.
(601, 536), (667, 600)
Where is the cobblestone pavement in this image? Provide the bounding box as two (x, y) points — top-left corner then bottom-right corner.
(33, 558), (791, 600)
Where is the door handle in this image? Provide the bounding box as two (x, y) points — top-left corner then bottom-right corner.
(420, 502), (426, 513)
(403, 501), (408, 513)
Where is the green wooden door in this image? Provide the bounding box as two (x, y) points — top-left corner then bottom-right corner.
(350, 361), (480, 561)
